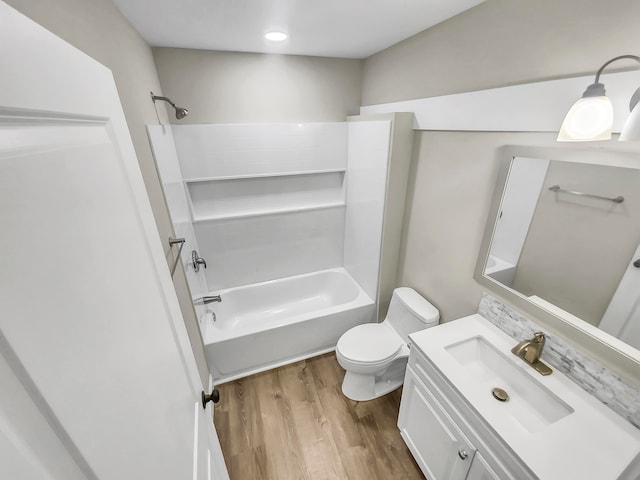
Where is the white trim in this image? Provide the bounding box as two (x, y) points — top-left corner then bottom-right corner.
(215, 346), (336, 384)
(360, 71), (640, 133)
(192, 402), (200, 480)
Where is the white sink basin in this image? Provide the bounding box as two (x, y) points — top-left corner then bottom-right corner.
(445, 335), (573, 433)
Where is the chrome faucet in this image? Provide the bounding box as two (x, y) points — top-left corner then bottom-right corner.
(197, 295), (222, 305)
(192, 250), (207, 272)
(511, 332), (552, 375)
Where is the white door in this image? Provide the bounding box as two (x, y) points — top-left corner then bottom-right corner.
(0, 3), (228, 479)
(600, 243), (640, 350)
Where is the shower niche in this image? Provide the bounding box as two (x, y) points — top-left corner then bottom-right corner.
(148, 115), (414, 381)
(186, 170), (346, 221)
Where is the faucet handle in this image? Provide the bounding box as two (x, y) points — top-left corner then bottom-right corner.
(532, 331), (546, 343)
(191, 250), (207, 272)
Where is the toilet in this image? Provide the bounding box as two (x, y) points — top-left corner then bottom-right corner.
(336, 287), (439, 401)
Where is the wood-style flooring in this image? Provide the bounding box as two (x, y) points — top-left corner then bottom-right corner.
(214, 353), (425, 480)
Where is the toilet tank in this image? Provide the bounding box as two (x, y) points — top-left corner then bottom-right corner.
(385, 287), (439, 343)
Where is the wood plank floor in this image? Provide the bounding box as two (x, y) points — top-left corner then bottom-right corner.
(214, 353), (425, 480)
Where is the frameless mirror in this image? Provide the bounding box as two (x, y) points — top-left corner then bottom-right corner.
(475, 146), (640, 375)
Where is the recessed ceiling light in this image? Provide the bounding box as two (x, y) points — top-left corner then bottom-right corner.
(265, 31), (288, 42)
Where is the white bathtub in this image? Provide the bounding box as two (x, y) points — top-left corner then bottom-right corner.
(200, 267), (375, 382)
(485, 254), (517, 287)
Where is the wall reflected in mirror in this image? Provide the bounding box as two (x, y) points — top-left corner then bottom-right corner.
(484, 156), (640, 350)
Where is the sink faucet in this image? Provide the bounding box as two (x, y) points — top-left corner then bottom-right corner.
(511, 332), (552, 375)
(512, 331), (545, 363)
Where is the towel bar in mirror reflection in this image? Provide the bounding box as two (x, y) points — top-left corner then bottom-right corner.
(548, 184), (624, 204)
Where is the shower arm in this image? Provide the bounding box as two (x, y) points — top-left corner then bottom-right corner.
(150, 91), (189, 120)
(150, 93), (178, 109)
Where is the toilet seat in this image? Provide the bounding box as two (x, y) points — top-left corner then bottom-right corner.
(337, 323), (403, 365)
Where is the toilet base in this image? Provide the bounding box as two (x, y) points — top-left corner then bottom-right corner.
(341, 370), (405, 402)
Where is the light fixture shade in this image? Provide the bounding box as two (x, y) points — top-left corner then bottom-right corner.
(619, 88), (640, 141)
(557, 96), (614, 141)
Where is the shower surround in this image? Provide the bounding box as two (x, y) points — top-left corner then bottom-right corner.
(148, 116), (413, 381)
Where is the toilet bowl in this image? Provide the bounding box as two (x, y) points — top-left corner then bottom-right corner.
(336, 287), (439, 401)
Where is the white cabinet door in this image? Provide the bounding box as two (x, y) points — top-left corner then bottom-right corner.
(398, 366), (476, 480)
(467, 453), (502, 480)
(0, 2), (227, 479)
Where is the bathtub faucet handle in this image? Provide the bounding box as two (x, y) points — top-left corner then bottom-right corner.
(191, 250), (207, 272)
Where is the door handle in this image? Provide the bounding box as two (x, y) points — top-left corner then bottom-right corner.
(202, 389), (220, 409)
(633, 259), (640, 268)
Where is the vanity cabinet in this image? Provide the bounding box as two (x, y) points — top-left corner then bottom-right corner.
(400, 315), (640, 479)
(398, 366), (476, 479)
(467, 454), (502, 480)
(398, 343), (535, 480)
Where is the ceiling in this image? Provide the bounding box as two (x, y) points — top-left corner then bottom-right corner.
(112, 0), (485, 59)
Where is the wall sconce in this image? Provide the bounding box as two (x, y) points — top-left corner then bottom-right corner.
(557, 55), (640, 142)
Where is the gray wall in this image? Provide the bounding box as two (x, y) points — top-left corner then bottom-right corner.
(362, 0), (640, 105)
(512, 162), (640, 326)
(153, 48), (363, 124)
(399, 131), (563, 323)
(5, 0), (210, 387)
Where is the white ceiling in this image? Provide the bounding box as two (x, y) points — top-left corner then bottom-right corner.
(112, 0), (485, 59)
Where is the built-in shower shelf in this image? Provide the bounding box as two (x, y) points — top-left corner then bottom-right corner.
(186, 169), (346, 222)
(192, 202), (346, 223)
(183, 168), (346, 183)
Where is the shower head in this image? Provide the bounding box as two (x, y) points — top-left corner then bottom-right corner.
(150, 92), (189, 120)
(174, 107), (189, 120)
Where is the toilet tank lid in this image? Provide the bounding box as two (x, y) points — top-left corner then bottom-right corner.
(393, 287), (440, 324)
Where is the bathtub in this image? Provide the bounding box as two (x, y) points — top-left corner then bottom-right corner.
(485, 254), (517, 287)
(200, 267), (375, 382)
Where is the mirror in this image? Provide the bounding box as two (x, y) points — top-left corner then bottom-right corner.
(476, 146), (640, 372)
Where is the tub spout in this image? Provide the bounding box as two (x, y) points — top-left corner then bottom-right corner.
(198, 295), (221, 305)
